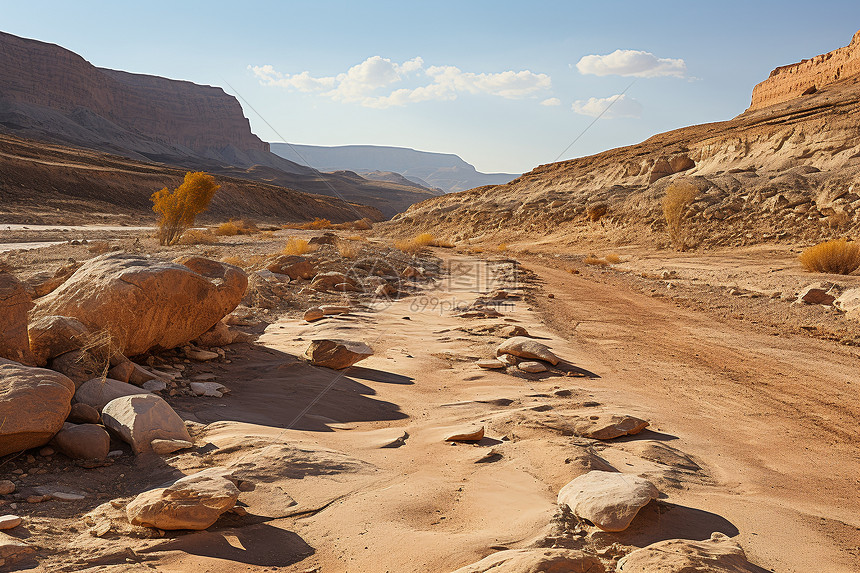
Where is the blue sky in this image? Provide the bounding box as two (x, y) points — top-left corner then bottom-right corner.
(2, 1), (859, 173)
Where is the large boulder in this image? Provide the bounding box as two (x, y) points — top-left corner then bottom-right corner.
(28, 315), (91, 367)
(557, 470), (659, 532)
(51, 422), (110, 460)
(496, 337), (560, 365)
(305, 339), (373, 369)
(74, 378), (150, 411)
(0, 359), (75, 456)
(126, 467), (241, 530)
(450, 549), (605, 573)
(31, 254), (247, 356)
(101, 394), (191, 455)
(0, 272), (36, 366)
(617, 532), (760, 572)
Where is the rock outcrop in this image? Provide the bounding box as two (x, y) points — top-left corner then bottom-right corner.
(749, 30), (860, 111)
(617, 532), (761, 572)
(0, 273), (35, 366)
(33, 254), (247, 356)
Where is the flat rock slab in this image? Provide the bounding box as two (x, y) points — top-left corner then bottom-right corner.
(533, 412), (649, 440)
(450, 548), (605, 573)
(496, 336), (560, 365)
(0, 532), (35, 567)
(151, 438), (193, 455)
(517, 360), (548, 373)
(477, 359), (506, 369)
(617, 532), (760, 572)
(558, 470), (659, 532)
(304, 307), (325, 322)
(445, 426), (485, 442)
(0, 516), (21, 530)
(305, 339), (373, 369)
(319, 305), (350, 315)
(189, 381), (227, 397)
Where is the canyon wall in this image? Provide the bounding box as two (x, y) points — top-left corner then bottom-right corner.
(749, 30), (860, 110)
(0, 31), (267, 155)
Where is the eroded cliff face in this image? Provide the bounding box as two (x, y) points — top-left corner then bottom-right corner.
(0, 31), (267, 157)
(749, 30), (860, 111)
(384, 32), (860, 250)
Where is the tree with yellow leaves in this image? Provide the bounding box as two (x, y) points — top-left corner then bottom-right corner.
(151, 172), (220, 245)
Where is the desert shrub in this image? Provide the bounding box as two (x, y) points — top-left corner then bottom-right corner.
(587, 203), (608, 222)
(497, 243), (509, 252)
(353, 218), (373, 231)
(151, 172), (219, 246)
(87, 241), (111, 254)
(336, 240), (358, 259)
(604, 253), (622, 264)
(215, 219), (258, 236)
(283, 237), (312, 256)
(583, 256), (609, 266)
(799, 239), (860, 274)
(259, 230), (275, 239)
(394, 232), (450, 254)
(178, 229), (218, 245)
(663, 181), (698, 251)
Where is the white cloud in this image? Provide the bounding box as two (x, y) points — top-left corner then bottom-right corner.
(576, 50), (687, 78)
(572, 94), (642, 119)
(250, 57), (551, 108)
(540, 97), (561, 106)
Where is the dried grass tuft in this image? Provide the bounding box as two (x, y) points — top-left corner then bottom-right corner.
(799, 238), (860, 274)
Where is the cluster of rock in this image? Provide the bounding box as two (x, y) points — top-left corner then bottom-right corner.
(0, 253), (252, 561)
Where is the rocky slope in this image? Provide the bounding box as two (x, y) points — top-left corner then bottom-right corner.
(386, 30), (860, 250)
(0, 133), (381, 225)
(270, 143), (518, 193)
(0, 31), (435, 216)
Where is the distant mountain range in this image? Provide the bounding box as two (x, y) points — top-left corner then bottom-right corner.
(270, 143), (519, 193)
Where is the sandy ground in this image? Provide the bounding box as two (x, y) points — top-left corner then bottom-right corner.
(2, 233), (858, 572)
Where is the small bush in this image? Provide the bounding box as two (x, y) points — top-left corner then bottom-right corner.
(152, 172), (219, 246)
(178, 229), (218, 245)
(604, 253), (622, 264)
(587, 203), (608, 222)
(497, 243), (509, 252)
(215, 219), (258, 236)
(394, 232), (451, 254)
(337, 240), (358, 259)
(283, 237), (312, 256)
(799, 239), (860, 274)
(663, 181), (698, 251)
(583, 256), (609, 266)
(353, 218), (373, 231)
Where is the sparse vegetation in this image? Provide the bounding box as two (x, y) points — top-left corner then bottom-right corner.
(583, 256), (609, 266)
(151, 171), (219, 246)
(587, 203), (608, 222)
(282, 237), (312, 256)
(497, 243), (509, 252)
(178, 228), (218, 245)
(336, 240), (358, 259)
(214, 219), (258, 236)
(395, 232), (452, 254)
(604, 253), (622, 264)
(799, 238), (860, 274)
(663, 181), (698, 251)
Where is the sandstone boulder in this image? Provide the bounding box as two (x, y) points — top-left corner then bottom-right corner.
(450, 548), (605, 573)
(25, 261), (81, 298)
(477, 359), (506, 369)
(266, 255), (315, 280)
(27, 315), (91, 367)
(310, 272), (360, 292)
(101, 394), (191, 455)
(571, 414), (649, 440)
(445, 426), (485, 442)
(558, 470), (659, 531)
(496, 337), (560, 365)
(305, 339), (373, 369)
(0, 359), (75, 456)
(51, 422), (110, 460)
(193, 320), (244, 347)
(49, 350), (100, 387)
(0, 516), (21, 530)
(151, 439), (193, 455)
(126, 468), (240, 530)
(74, 378), (150, 411)
(517, 361), (547, 373)
(617, 532), (759, 572)
(32, 254), (247, 356)
(0, 272), (35, 366)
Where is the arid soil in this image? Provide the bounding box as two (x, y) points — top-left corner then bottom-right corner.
(0, 228), (857, 572)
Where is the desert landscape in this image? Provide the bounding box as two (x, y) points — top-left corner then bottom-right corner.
(1, 14), (859, 573)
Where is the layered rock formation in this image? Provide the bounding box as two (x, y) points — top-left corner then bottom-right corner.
(750, 30), (860, 110)
(386, 30), (860, 250)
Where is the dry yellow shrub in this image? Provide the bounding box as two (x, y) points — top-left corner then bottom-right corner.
(663, 181), (698, 251)
(215, 221), (239, 236)
(584, 256), (609, 266)
(152, 172), (219, 245)
(604, 253), (622, 264)
(799, 239), (860, 274)
(283, 237), (312, 256)
(221, 255), (245, 267)
(337, 240), (358, 259)
(178, 229), (218, 245)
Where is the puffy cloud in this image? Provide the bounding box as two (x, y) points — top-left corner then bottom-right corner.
(540, 97), (561, 106)
(576, 50), (687, 78)
(572, 94), (642, 119)
(250, 57), (551, 108)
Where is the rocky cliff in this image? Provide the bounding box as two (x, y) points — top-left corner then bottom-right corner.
(385, 30), (860, 250)
(749, 30), (860, 111)
(0, 31), (267, 159)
